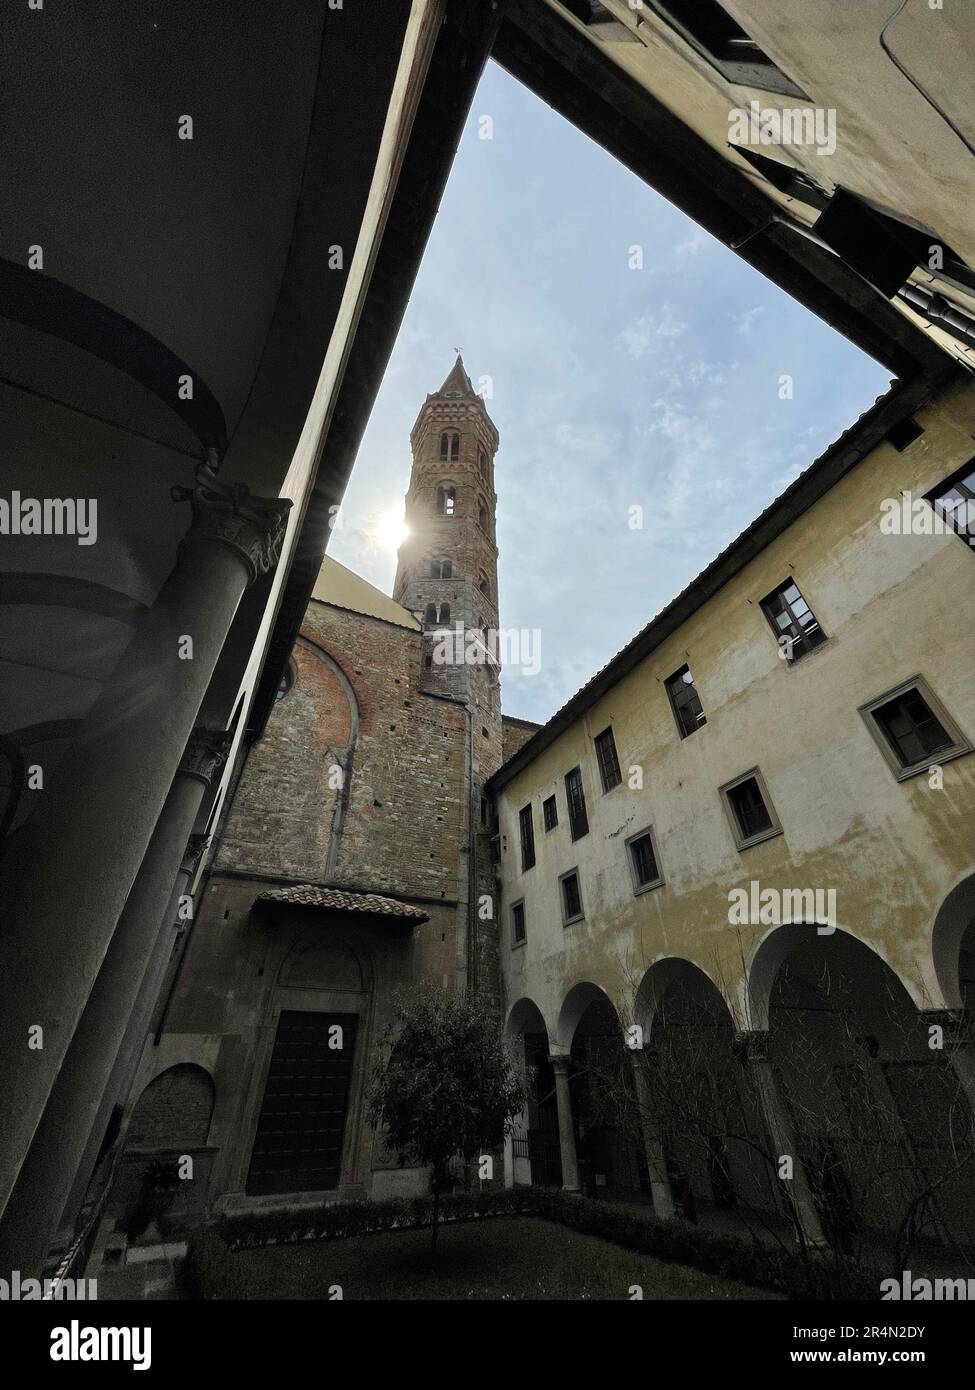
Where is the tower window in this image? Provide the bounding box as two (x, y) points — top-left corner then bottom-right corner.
(450, 433), (460, 461)
(479, 451), (488, 482)
(440, 433), (449, 460)
(594, 726), (622, 792)
(436, 485), (456, 517)
(760, 580), (827, 663)
(665, 664), (706, 738)
(424, 603), (451, 627)
(564, 766), (589, 841)
(478, 575), (489, 595)
(478, 505), (488, 531)
(429, 558), (453, 579)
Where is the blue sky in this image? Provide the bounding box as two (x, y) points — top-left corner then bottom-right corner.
(328, 60), (891, 725)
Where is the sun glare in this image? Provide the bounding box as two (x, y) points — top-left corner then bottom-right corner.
(376, 508), (408, 553)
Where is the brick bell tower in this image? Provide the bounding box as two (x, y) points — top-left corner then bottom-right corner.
(393, 356), (504, 1000)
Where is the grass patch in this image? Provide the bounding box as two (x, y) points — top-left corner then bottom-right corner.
(191, 1216), (780, 1300)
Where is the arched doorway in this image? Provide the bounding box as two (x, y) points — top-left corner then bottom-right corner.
(557, 983), (644, 1201)
(752, 925), (974, 1255)
(635, 959), (771, 1224)
(504, 998), (560, 1187)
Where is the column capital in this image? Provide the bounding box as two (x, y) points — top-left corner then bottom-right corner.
(548, 1053), (572, 1075)
(178, 728), (231, 789)
(733, 1029), (772, 1063)
(172, 456), (292, 585)
(182, 831), (211, 871)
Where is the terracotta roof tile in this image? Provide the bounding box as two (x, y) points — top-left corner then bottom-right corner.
(255, 884), (428, 924)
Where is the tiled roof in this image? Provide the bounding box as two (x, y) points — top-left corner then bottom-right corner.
(255, 884), (428, 924)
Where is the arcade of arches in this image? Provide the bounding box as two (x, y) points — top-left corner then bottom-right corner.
(504, 898), (975, 1256)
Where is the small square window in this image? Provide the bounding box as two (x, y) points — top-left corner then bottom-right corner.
(651, 0), (808, 99)
(860, 677), (970, 781)
(626, 828), (664, 894)
(564, 767), (589, 841)
(925, 459), (975, 550)
(560, 870), (584, 925)
(519, 804), (536, 872)
(666, 664), (707, 738)
(543, 795), (558, 832)
(720, 769), (782, 851)
(512, 901), (526, 947)
(760, 579), (827, 663)
(594, 726), (622, 792)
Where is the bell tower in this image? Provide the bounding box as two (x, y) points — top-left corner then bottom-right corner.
(393, 356), (503, 777)
(394, 358), (504, 1010)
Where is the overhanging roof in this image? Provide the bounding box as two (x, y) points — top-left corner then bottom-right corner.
(255, 884), (429, 925)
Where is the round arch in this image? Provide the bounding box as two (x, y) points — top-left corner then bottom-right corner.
(556, 981), (621, 1053)
(931, 871), (975, 1011)
(633, 957), (733, 1039)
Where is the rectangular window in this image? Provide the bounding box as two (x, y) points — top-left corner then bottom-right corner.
(627, 828), (664, 893)
(543, 794), (558, 832)
(594, 726), (622, 792)
(564, 767), (589, 841)
(760, 579), (827, 663)
(560, 869), (584, 925)
(519, 803), (536, 872)
(665, 664), (707, 738)
(720, 769), (781, 851)
(925, 459), (975, 549)
(652, 0), (807, 98)
(860, 678), (970, 780)
(512, 901), (526, 947)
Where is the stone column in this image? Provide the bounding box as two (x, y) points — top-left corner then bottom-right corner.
(0, 732), (229, 1275)
(921, 1010), (975, 1119)
(549, 1054), (580, 1194)
(0, 459), (289, 1226)
(735, 1031), (825, 1248)
(627, 1048), (675, 1220)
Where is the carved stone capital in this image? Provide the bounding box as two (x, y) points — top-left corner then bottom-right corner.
(178, 729), (231, 788)
(182, 832), (211, 871)
(173, 456), (292, 586)
(548, 1053), (572, 1075)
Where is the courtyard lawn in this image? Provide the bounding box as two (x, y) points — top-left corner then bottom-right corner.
(194, 1216), (780, 1300)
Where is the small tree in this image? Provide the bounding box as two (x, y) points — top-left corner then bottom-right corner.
(368, 990), (525, 1250)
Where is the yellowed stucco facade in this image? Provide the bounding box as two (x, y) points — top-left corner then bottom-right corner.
(494, 372), (975, 1048)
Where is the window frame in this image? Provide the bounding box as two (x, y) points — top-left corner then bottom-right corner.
(542, 794), (558, 832)
(625, 825), (665, 896)
(665, 663), (707, 739)
(859, 676), (971, 782)
(719, 767), (782, 851)
(924, 457), (975, 551)
(564, 765), (590, 841)
(646, 0), (809, 99)
(559, 868), (585, 926)
(511, 899), (526, 949)
(594, 725), (623, 793)
(759, 578), (828, 665)
(519, 802), (536, 873)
